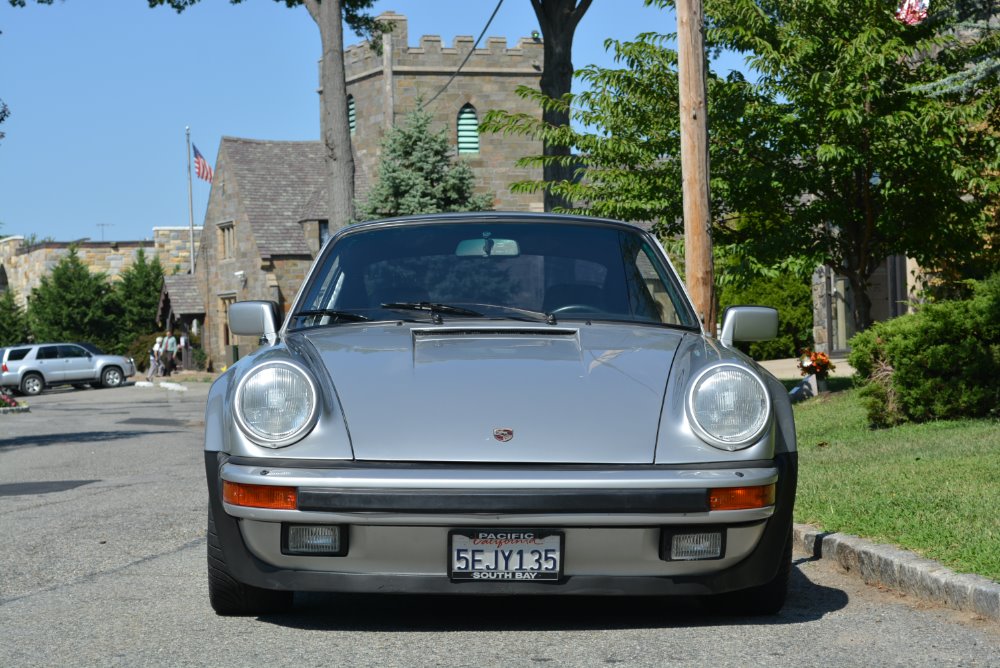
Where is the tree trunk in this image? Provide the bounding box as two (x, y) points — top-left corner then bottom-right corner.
(306, 0), (356, 231)
(530, 0), (592, 212)
(840, 266), (874, 334)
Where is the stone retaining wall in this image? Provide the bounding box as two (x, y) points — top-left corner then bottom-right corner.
(0, 227), (202, 308)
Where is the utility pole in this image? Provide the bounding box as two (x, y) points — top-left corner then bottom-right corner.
(676, 0), (716, 334)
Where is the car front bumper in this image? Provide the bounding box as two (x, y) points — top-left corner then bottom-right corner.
(205, 452), (797, 596)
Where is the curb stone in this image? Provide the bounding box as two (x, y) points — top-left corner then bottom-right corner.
(794, 524), (1000, 622)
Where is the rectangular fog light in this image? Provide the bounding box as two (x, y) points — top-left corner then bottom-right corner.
(661, 529), (724, 561)
(282, 524), (348, 556)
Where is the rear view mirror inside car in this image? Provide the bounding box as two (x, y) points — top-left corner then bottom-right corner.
(455, 238), (519, 257)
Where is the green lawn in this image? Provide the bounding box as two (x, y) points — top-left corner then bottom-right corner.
(791, 387), (1000, 582)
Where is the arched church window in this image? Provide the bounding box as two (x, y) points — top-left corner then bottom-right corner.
(457, 104), (479, 154)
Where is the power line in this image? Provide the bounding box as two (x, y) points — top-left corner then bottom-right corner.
(421, 0), (506, 110)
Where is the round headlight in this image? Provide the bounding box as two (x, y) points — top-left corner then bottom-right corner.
(235, 361), (319, 447)
(687, 364), (771, 450)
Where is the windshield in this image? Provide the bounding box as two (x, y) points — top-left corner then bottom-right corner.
(291, 220), (698, 330)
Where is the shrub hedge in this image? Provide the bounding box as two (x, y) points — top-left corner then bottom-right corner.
(718, 272), (813, 360)
(848, 273), (1000, 427)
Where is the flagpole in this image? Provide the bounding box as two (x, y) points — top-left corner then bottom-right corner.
(186, 126), (196, 274)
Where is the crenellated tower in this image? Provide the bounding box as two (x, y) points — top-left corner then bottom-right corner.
(336, 12), (546, 211)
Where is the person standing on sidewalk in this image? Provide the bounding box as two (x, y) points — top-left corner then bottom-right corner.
(147, 336), (163, 381)
(163, 329), (178, 377)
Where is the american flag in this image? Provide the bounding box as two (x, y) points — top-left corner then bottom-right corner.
(193, 143), (213, 183)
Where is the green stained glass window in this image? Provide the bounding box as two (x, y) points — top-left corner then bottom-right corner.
(457, 104), (479, 154)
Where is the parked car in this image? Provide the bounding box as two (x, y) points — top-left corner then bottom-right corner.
(0, 343), (135, 395)
(205, 213), (796, 616)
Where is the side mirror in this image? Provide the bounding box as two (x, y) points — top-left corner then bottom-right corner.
(719, 306), (778, 347)
(229, 301), (280, 346)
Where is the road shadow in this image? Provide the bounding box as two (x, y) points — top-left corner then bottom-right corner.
(0, 479), (98, 497)
(260, 567), (848, 631)
(0, 429), (175, 450)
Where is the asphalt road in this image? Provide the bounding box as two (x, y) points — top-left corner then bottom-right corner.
(1, 381), (998, 667)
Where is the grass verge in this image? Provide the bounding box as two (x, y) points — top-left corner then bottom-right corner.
(792, 387), (1000, 582)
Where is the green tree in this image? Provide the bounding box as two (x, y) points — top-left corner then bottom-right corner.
(0, 290), (29, 346)
(27, 248), (117, 350)
(359, 107), (493, 219)
(112, 248), (165, 349)
(9, 0), (389, 232)
(486, 0), (997, 332)
(482, 30), (804, 282)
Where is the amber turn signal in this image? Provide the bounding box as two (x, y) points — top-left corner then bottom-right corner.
(223, 481), (297, 510)
(708, 483), (776, 511)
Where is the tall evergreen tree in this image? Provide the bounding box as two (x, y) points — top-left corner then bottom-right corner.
(914, 0), (1000, 97)
(359, 107), (494, 219)
(27, 248), (117, 350)
(112, 248), (165, 350)
(0, 290), (29, 346)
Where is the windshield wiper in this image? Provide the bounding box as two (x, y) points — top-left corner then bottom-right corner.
(295, 309), (370, 322)
(381, 302), (486, 319)
(465, 303), (558, 325)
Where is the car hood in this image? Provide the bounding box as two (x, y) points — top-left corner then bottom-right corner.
(299, 322), (688, 464)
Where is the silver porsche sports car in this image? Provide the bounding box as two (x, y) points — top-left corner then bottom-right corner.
(205, 213), (796, 616)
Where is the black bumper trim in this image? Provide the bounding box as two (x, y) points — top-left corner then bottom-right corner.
(296, 487), (709, 514)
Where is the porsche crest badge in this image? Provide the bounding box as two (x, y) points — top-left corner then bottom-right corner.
(493, 428), (514, 442)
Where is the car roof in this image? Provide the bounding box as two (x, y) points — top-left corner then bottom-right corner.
(344, 211), (649, 235)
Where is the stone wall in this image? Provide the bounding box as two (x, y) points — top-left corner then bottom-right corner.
(343, 12), (545, 212)
(0, 228), (201, 309)
(154, 227), (202, 275)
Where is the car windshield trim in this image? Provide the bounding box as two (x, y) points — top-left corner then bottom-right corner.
(295, 309), (370, 323)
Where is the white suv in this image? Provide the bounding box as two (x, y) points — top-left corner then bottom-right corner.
(0, 343), (136, 395)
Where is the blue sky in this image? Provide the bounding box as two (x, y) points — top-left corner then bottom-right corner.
(0, 0), (743, 243)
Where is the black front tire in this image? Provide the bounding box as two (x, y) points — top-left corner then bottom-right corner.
(707, 521), (792, 616)
(207, 505), (293, 616)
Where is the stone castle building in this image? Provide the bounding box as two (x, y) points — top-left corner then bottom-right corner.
(341, 11), (545, 211)
(184, 13), (546, 368)
(0, 227), (201, 310)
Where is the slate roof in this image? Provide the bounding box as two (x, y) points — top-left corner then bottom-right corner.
(297, 185), (328, 224)
(162, 274), (204, 315)
(221, 137), (326, 257)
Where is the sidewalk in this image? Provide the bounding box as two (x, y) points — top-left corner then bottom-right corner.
(758, 356), (854, 380)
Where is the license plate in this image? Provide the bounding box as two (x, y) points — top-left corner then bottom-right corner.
(449, 529), (563, 582)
